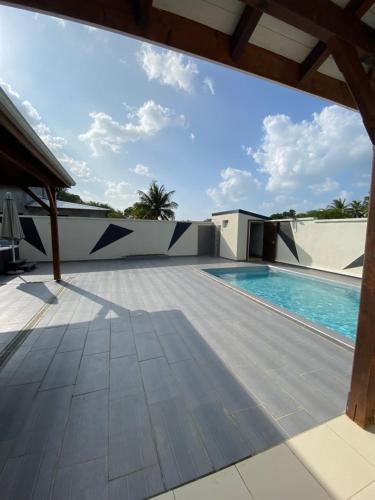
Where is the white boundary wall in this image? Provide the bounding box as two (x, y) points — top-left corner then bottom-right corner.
(275, 218), (366, 277)
(13, 216), (213, 262)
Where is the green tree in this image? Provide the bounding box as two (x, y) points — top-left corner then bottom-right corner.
(135, 181), (178, 220)
(327, 197), (349, 212)
(349, 200), (365, 218)
(56, 188), (84, 204)
(362, 195), (369, 217)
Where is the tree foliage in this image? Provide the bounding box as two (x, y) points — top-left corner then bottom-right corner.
(270, 195), (369, 220)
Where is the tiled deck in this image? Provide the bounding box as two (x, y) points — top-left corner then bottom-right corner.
(0, 257), (354, 499)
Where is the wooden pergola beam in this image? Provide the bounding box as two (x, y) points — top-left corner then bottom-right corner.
(231, 5), (262, 61)
(299, 0), (375, 82)
(132, 0), (152, 28)
(22, 187), (50, 213)
(244, 0), (375, 54)
(329, 36), (375, 427)
(0, 0), (356, 109)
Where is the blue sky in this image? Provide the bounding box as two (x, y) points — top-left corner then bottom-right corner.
(0, 5), (372, 220)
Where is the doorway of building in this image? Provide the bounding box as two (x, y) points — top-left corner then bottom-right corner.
(248, 221), (264, 259)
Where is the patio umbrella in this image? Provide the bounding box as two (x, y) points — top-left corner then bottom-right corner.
(1, 192), (25, 262)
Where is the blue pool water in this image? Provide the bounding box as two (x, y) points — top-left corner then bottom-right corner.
(207, 267), (360, 341)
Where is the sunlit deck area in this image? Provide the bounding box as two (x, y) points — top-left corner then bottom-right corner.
(0, 257), (361, 499)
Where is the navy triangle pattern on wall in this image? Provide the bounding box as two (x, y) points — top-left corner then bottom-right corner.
(168, 222), (192, 250)
(90, 224), (133, 254)
(278, 222), (299, 262)
(20, 217), (46, 255)
(344, 254), (364, 269)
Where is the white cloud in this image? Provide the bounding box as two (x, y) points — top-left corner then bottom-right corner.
(79, 100), (185, 156)
(190, 132), (195, 141)
(130, 164), (151, 176)
(203, 77), (215, 95)
(137, 43), (199, 93)
(207, 168), (261, 206)
(21, 100), (41, 121)
(0, 78), (67, 153)
(309, 177), (339, 195)
(51, 17), (66, 28)
(104, 181), (139, 208)
(58, 154), (91, 178)
(250, 105), (371, 192)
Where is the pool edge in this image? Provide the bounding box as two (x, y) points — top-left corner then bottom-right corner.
(198, 266), (355, 352)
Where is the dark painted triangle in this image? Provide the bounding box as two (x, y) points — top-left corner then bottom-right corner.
(278, 222), (299, 262)
(168, 222), (192, 250)
(90, 224), (133, 254)
(344, 254), (364, 269)
(20, 217), (46, 255)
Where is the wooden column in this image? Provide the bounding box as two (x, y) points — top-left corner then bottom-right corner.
(46, 186), (61, 281)
(329, 37), (375, 427)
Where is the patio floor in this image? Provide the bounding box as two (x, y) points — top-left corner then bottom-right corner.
(0, 257), (354, 499)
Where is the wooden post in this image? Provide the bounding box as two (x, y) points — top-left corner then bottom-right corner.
(346, 146), (375, 426)
(329, 37), (375, 427)
(46, 186), (61, 281)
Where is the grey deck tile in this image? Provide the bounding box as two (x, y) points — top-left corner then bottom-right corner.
(274, 370), (345, 422)
(234, 362), (301, 418)
(150, 311), (176, 335)
(131, 311), (154, 334)
(0, 383), (39, 441)
(41, 351), (82, 390)
(53, 457), (108, 500)
(231, 405), (287, 454)
(140, 357), (179, 404)
(277, 409), (320, 437)
(110, 331), (136, 358)
(110, 316), (132, 333)
(135, 332), (163, 361)
(109, 393), (157, 479)
(59, 390), (108, 467)
(149, 396), (213, 488)
(171, 359), (218, 409)
(12, 385), (73, 457)
(0, 447), (59, 500)
(89, 318), (110, 332)
(58, 328), (88, 353)
(202, 356), (259, 413)
(9, 348), (56, 386)
(109, 355), (143, 400)
(31, 326), (66, 350)
(109, 465), (164, 500)
(84, 329), (110, 355)
(74, 352), (109, 395)
(158, 332), (192, 363)
(192, 400), (252, 470)
(301, 368), (350, 407)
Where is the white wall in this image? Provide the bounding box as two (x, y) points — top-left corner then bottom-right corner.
(211, 212), (267, 260)
(275, 218), (366, 277)
(12, 216), (213, 262)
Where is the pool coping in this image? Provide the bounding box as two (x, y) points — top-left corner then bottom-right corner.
(198, 265), (355, 352)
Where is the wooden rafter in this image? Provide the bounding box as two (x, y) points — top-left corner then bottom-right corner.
(132, 0), (152, 28)
(299, 0), (375, 82)
(0, 0), (356, 108)
(244, 0), (375, 54)
(22, 187), (51, 212)
(231, 5), (262, 61)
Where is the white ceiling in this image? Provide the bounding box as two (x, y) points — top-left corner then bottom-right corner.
(154, 0), (375, 84)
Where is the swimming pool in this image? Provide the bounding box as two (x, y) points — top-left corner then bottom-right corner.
(205, 266), (360, 342)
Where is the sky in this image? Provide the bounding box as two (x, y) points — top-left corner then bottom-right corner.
(0, 5), (372, 220)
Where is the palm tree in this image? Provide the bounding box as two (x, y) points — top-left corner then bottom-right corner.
(349, 200), (365, 218)
(136, 181), (178, 220)
(327, 197), (349, 212)
(363, 195), (369, 217)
